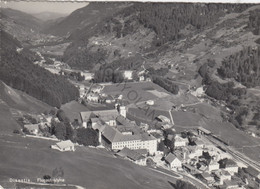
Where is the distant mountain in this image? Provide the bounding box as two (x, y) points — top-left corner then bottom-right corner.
(32, 11), (67, 21)
(0, 30), (79, 107)
(43, 2), (130, 37)
(0, 8), (45, 44)
(1, 8), (42, 31)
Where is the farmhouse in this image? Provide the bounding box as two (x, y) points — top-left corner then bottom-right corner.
(51, 140), (75, 152)
(165, 153), (182, 169)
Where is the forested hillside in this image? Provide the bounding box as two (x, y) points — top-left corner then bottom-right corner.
(218, 46), (260, 87)
(62, 3), (251, 70)
(0, 30), (79, 107)
(44, 2), (128, 37)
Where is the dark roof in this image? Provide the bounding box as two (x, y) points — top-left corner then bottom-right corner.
(80, 109), (118, 122)
(225, 159), (237, 167)
(116, 147), (145, 161)
(244, 166), (260, 176)
(165, 153), (179, 164)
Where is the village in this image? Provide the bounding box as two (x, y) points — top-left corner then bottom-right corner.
(15, 67), (260, 189)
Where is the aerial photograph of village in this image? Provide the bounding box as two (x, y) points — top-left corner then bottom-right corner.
(0, 1), (259, 189)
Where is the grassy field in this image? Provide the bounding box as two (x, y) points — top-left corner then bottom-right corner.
(0, 81), (51, 114)
(0, 134), (177, 189)
(0, 104), (20, 134)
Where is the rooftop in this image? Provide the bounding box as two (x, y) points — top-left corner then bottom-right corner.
(116, 147), (145, 161)
(80, 109), (118, 122)
(165, 153), (180, 163)
(56, 140), (74, 149)
(24, 124), (39, 130)
(197, 127), (211, 135)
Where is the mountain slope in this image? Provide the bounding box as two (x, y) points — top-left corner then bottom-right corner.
(32, 11), (66, 21)
(0, 30), (79, 108)
(44, 2), (129, 37)
(61, 3), (252, 70)
(0, 8), (44, 44)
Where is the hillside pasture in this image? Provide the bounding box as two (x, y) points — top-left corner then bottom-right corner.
(0, 134), (177, 189)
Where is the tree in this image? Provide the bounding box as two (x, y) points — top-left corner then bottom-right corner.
(76, 128), (99, 146)
(175, 179), (197, 189)
(51, 122), (67, 140)
(43, 175), (51, 180)
(164, 138), (175, 152)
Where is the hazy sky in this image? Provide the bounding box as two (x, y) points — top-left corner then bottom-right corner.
(1, 1), (89, 15)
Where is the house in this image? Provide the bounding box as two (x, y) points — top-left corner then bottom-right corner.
(174, 135), (188, 147)
(243, 166), (260, 180)
(195, 139), (205, 148)
(186, 146), (203, 159)
(51, 140), (75, 152)
(81, 72), (94, 80)
(213, 170), (231, 185)
(207, 161), (220, 172)
(223, 180), (240, 189)
(165, 153), (182, 169)
(91, 84), (103, 93)
(224, 159), (239, 175)
(196, 172), (215, 185)
(146, 100), (154, 106)
(182, 164), (200, 175)
(116, 147), (146, 166)
(105, 95), (115, 104)
(24, 124), (39, 135)
(139, 75), (145, 81)
(86, 93), (99, 102)
(80, 109), (118, 128)
(118, 105), (126, 118)
(123, 70), (133, 80)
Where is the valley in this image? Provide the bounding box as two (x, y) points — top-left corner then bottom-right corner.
(0, 2), (260, 189)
